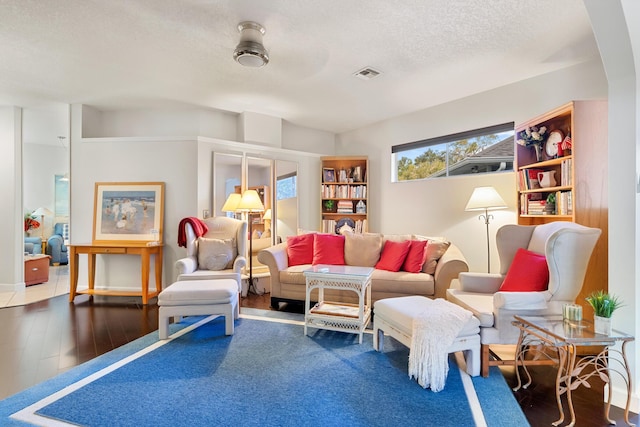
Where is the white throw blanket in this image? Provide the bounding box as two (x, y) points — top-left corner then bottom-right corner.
(408, 298), (472, 392)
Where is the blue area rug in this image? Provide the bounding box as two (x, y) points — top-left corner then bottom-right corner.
(1, 313), (528, 426)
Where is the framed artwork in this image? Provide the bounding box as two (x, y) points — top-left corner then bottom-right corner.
(93, 182), (165, 244)
(323, 167), (336, 183)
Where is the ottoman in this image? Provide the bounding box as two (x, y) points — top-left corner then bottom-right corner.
(373, 296), (481, 376)
(158, 279), (239, 339)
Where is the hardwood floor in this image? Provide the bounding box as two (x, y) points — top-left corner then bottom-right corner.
(0, 292), (637, 427)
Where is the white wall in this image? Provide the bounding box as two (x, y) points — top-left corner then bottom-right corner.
(585, 0), (639, 411)
(71, 105), (199, 289)
(22, 144), (68, 236)
(337, 58), (608, 273)
(0, 107), (22, 291)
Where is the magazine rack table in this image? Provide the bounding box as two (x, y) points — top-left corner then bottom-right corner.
(512, 315), (635, 427)
(303, 265), (373, 344)
(69, 242), (163, 305)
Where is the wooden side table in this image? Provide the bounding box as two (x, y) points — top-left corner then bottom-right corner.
(69, 242), (163, 305)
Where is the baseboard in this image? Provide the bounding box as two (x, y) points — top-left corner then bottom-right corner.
(0, 282), (25, 292)
(609, 383), (640, 414)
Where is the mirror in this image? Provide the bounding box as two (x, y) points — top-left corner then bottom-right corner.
(246, 156), (273, 276)
(213, 152), (243, 218)
(275, 160), (298, 240)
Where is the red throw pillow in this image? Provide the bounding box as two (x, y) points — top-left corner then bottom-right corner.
(376, 240), (411, 272)
(312, 234), (345, 265)
(286, 234), (314, 266)
(499, 248), (549, 292)
(402, 240), (429, 273)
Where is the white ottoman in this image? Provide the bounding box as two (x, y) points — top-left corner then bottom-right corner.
(158, 279), (239, 339)
(373, 296), (481, 377)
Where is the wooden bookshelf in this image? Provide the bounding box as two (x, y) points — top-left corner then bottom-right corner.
(320, 156), (368, 234)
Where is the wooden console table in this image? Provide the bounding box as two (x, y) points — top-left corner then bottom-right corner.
(69, 243), (163, 305)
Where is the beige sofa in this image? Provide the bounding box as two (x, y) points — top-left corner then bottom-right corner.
(258, 232), (468, 309)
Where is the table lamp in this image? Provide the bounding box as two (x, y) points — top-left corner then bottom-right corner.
(222, 193), (241, 218)
(31, 207), (53, 239)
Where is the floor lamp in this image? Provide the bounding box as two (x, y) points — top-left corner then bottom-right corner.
(465, 187), (507, 273)
(236, 190), (264, 294)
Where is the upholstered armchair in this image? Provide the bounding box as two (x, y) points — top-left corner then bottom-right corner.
(175, 216), (247, 292)
(446, 221), (601, 376)
(46, 223), (69, 265)
(24, 236), (43, 255)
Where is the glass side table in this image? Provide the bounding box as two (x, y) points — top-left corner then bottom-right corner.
(512, 315), (635, 427)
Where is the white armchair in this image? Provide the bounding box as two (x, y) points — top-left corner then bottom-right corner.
(446, 221), (601, 376)
(175, 217), (247, 292)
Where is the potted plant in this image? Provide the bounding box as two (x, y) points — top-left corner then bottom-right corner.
(545, 193), (556, 215)
(585, 290), (623, 335)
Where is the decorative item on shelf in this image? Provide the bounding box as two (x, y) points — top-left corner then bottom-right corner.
(335, 217), (355, 234)
(586, 290), (623, 335)
(338, 168), (348, 183)
(323, 200), (335, 213)
(356, 200), (366, 214)
(516, 125), (548, 162)
(561, 132), (572, 156)
(545, 129), (564, 160)
(323, 167), (336, 183)
(545, 193), (556, 215)
(537, 170), (556, 188)
(353, 166), (363, 182)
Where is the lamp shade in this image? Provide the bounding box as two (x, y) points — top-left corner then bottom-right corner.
(465, 187), (507, 211)
(32, 207), (53, 217)
(262, 209), (272, 221)
(237, 190), (265, 212)
(222, 193), (242, 212)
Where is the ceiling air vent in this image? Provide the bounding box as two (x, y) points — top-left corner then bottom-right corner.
(353, 67), (382, 81)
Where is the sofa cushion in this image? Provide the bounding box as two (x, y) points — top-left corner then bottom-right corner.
(414, 235), (451, 274)
(375, 240), (411, 272)
(344, 232), (382, 267)
(280, 265), (311, 285)
(312, 234), (345, 265)
(402, 240), (429, 273)
(198, 237), (234, 270)
(286, 234), (315, 266)
(383, 234), (412, 244)
(499, 248), (549, 292)
(371, 270), (435, 295)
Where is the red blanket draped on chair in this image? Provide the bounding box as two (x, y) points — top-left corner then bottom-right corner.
(177, 217), (209, 247)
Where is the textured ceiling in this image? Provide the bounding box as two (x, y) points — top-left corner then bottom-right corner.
(0, 0), (598, 134)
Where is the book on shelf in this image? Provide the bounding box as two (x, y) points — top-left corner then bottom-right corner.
(561, 158), (572, 186)
(337, 200), (353, 213)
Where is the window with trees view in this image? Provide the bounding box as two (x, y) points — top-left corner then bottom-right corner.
(392, 122), (515, 182)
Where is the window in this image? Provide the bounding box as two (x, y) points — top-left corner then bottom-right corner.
(392, 122), (515, 182)
(276, 172), (297, 200)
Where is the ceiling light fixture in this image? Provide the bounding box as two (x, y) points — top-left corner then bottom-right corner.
(233, 21), (269, 67)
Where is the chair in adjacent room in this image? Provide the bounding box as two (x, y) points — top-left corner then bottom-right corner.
(446, 221), (601, 377)
(46, 223), (69, 265)
(175, 216), (247, 292)
(24, 236), (43, 255)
